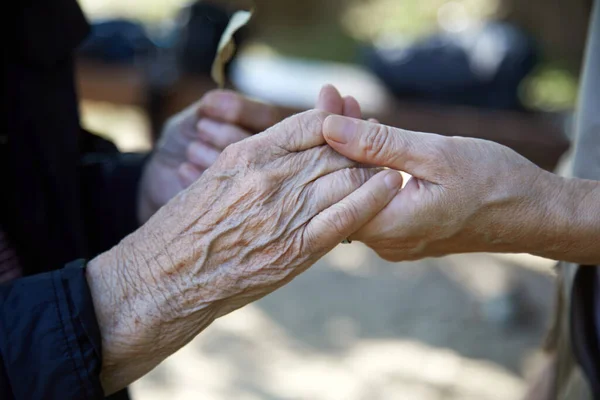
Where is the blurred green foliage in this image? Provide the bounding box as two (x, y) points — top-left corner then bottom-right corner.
(520, 65), (579, 112)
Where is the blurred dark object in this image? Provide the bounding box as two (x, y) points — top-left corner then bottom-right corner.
(79, 2), (248, 76)
(365, 23), (538, 111)
(76, 59), (569, 172)
(501, 0), (593, 73)
(78, 2), (250, 141)
(176, 1), (249, 76)
(78, 19), (154, 64)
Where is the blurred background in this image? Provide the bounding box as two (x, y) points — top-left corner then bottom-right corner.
(75, 0), (592, 398)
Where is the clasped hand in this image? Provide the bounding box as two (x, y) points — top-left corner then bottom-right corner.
(90, 84), (569, 395)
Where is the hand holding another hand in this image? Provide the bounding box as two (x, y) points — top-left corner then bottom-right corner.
(89, 107), (402, 394)
(323, 115), (557, 261)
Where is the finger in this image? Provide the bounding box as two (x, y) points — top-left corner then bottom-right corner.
(178, 162), (203, 187)
(197, 118), (251, 149)
(315, 84), (344, 114)
(368, 118), (379, 123)
(295, 144), (364, 182)
(349, 187), (405, 241)
(249, 109), (332, 153)
(187, 141), (221, 169)
(304, 170), (403, 251)
(308, 167), (382, 212)
(323, 116), (446, 177)
(342, 96), (362, 119)
(198, 90), (280, 133)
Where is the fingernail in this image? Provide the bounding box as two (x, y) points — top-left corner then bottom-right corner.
(324, 116), (357, 144)
(197, 119), (220, 135)
(384, 171), (403, 190)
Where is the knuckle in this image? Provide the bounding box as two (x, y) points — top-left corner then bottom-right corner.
(361, 125), (391, 160)
(254, 171), (281, 193)
(342, 168), (370, 189)
(303, 109), (328, 120)
(430, 136), (452, 157)
(219, 142), (246, 165)
(361, 188), (381, 210)
(327, 211), (348, 237)
(429, 136), (458, 174)
(334, 201), (361, 232)
(295, 109), (329, 130)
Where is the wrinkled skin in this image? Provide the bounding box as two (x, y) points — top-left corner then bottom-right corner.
(323, 115), (600, 264)
(88, 108), (403, 394)
(138, 90), (281, 223)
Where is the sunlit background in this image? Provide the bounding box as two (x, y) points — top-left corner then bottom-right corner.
(74, 0), (589, 398)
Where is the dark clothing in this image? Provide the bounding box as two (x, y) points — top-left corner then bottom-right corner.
(1, 0), (146, 398)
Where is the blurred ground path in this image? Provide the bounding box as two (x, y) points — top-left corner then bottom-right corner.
(131, 244), (555, 400)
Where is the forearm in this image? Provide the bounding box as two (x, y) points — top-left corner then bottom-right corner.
(531, 173), (600, 264)
(496, 171), (600, 264)
(86, 239), (218, 395)
(85, 203), (285, 394)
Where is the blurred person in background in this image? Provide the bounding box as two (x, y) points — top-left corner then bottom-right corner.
(2, 0), (399, 399)
(320, 2), (600, 398)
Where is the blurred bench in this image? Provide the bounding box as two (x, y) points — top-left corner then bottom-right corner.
(76, 59), (570, 171)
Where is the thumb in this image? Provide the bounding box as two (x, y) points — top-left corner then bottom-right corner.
(305, 170), (402, 251)
(323, 115), (446, 177)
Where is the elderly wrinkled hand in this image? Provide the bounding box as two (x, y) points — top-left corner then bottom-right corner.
(138, 90), (281, 223)
(323, 115), (600, 263)
(86, 109), (403, 394)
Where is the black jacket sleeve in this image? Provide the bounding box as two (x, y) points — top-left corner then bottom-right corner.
(79, 131), (150, 256)
(0, 260), (105, 400)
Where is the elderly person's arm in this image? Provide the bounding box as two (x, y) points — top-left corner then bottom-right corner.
(90, 109), (403, 394)
(321, 116), (600, 265)
(80, 90), (282, 257)
(0, 109), (402, 399)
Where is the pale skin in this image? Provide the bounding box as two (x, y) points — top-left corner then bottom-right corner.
(322, 114), (600, 265)
(317, 87), (598, 400)
(138, 87), (366, 222)
(87, 93), (402, 394)
(86, 84), (598, 395)
(138, 89), (282, 223)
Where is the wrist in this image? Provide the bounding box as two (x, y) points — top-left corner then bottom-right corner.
(483, 167), (597, 262)
(86, 216), (229, 394)
(86, 238), (205, 394)
(478, 166), (558, 255)
(86, 244), (156, 394)
(518, 170), (570, 256)
(529, 174), (600, 263)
